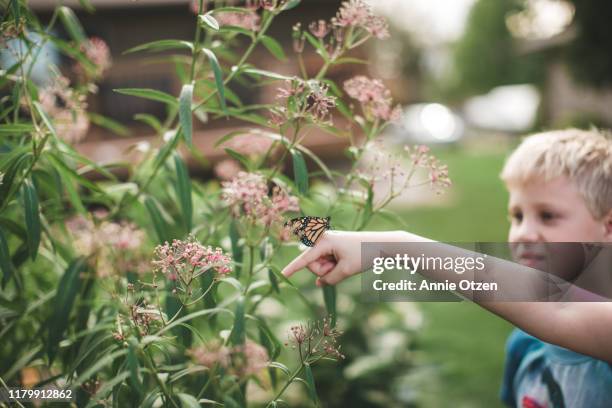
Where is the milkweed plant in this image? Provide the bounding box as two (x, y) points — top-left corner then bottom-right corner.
(0, 0), (450, 406)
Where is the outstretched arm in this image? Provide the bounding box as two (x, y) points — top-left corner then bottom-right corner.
(282, 230), (612, 363)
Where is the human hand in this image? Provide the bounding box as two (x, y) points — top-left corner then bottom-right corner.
(281, 230), (411, 286)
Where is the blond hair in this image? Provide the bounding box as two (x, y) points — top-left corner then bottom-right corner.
(501, 128), (612, 219)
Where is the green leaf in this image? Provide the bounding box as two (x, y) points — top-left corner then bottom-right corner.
(46, 154), (87, 214)
(268, 268), (279, 294)
(229, 297), (245, 346)
(0, 228), (13, 287)
(115, 88), (178, 107)
(322, 286), (337, 327)
(179, 84), (194, 147)
(178, 393), (201, 408)
(268, 361), (290, 375)
(157, 308), (230, 335)
(0, 151), (32, 208)
(11, 0), (20, 24)
(214, 130), (249, 148)
(242, 68), (292, 81)
(199, 13), (219, 31)
(260, 35), (286, 61)
(334, 57), (368, 65)
(360, 186), (374, 229)
(0, 123), (34, 135)
(78, 0), (95, 13)
(22, 179), (41, 261)
(304, 363), (318, 405)
(58, 6), (86, 43)
(144, 196), (169, 244)
(282, 0), (301, 10)
(229, 219), (243, 278)
(257, 318), (281, 360)
(201, 48), (227, 113)
(0, 123), (34, 136)
(154, 130), (181, 169)
(224, 148), (252, 171)
(47, 258), (86, 363)
(303, 31), (329, 60)
(174, 153), (193, 232)
(33, 102), (59, 141)
(124, 39), (193, 54)
(127, 340), (143, 396)
(88, 112), (130, 137)
(223, 396), (241, 408)
(291, 150), (309, 195)
(134, 114), (163, 132)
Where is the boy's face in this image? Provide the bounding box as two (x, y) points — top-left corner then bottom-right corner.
(507, 176), (611, 277)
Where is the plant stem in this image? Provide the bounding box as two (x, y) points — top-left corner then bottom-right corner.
(268, 364), (304, 406)
(143, 351), (180, 408)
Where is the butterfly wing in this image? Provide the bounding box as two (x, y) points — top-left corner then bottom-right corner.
(294, 216), (330, 247)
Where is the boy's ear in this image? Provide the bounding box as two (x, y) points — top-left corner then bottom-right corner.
(604, 209), (612, 240)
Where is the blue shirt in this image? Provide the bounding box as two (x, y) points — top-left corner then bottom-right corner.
(501, 329), (612, 408)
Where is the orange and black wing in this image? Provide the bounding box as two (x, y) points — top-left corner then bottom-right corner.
(286, 216), (330, 247)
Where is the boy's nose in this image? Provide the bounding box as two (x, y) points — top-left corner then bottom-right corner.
(511, 219), (543, 243)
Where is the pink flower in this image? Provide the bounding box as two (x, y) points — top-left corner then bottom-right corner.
(215, 10), (260, 31)
(153, 236), (233, 277)
(221, 172), (299, 226)
(274, 79), (337, 124)
(333, 0), (389, 39)
(344, 75), (400, 122)
(65, 215), (147, 277)
(83, 37), (112, 77)
(234, 340), (269, 376)
(190, 343), (231, 369)
(190, 340), (269, 377)
(37, 75), (90, 143)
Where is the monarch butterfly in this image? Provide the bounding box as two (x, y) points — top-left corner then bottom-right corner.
(284, 216), (331, 247)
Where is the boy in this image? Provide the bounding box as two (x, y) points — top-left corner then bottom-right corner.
(282, 128), (612, 407)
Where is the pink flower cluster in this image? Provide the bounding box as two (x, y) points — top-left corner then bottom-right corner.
(407, 145), (452, 190)
(80, 37), (112, 79)
(333, 0), (389, 39)
(153, 236), (232, 278)
(286, 317), (345, 362)
(272, 79), (337, 125)
(221, 172), (299, 226)
(190, 340), (269, 377)
(66, 214), (147, 277)
(38, 75), (90, 144)
(216, 11), (260, 31)
(343, 75), (402, 122)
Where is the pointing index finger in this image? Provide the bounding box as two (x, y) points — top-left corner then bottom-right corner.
(282, 244), (328, 278)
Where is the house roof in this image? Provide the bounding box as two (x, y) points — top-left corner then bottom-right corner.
(29, 0), (331, 11)
(29, 0), (191, 11)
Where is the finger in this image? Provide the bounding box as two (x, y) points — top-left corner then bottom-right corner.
(282, 244), (329, 278)
(309, 259), (336, 276)
(318, 262), (349, 286)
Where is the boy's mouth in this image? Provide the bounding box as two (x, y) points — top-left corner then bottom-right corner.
(516, 252), (547, 269)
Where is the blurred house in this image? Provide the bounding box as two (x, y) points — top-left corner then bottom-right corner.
(29, 0), (362, 171)
(519, 28), (612, 127)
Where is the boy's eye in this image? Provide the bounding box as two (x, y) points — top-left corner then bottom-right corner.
(509, 211), (523, 223)
(539, 211), (557, 222)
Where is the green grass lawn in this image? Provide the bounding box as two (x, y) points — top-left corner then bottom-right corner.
(372, 146), (515, 407)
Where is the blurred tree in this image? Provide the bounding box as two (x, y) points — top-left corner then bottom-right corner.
(565, 0), (612, 87)
(449, 0), (545, 99)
